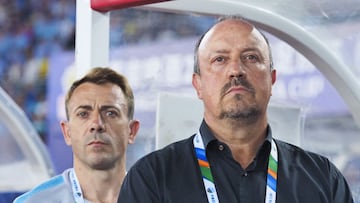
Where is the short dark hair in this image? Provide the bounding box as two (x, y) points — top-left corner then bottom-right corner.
(65, 67), (135, 120)
(193, 15), (274, 74)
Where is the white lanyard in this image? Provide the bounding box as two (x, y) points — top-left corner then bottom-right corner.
(193, 132), (278, 203)
(69, 168), (85, 203)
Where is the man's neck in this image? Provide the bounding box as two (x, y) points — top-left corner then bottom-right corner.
(205, 117), (268, 169)
(74, 164), (126, 203)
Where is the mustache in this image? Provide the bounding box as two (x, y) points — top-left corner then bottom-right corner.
(221, 77), (255, 96)
(86, 133), (111, 145)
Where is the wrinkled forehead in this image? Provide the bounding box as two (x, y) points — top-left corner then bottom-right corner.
(68, 83), (127, 107)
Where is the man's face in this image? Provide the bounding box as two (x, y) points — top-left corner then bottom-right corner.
(193, 19), (276, 124)
(61, 82), (137, 170)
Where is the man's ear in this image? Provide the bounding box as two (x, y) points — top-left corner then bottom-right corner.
(271, 69), (276, 85)
(192, 73), (203, 99)
(128, 120), (140, 144)
(60, 121), (72, 146)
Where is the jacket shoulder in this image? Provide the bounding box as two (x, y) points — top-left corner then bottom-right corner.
(13, 170), (72, 203)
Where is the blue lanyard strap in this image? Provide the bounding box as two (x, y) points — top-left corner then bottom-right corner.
(193, 132), (278, 203)
(193, 133), (219, 203)
(69, 169), (85, 203)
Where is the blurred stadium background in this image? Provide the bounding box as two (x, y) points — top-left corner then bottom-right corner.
(0, 0), (359, 202)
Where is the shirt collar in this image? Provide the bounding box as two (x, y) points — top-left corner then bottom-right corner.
(199, 119), (273, 148)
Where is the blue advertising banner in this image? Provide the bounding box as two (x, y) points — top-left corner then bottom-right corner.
(48, 52), (75, 173)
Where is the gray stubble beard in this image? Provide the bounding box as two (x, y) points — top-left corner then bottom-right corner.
(219, 94), (261, 125)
